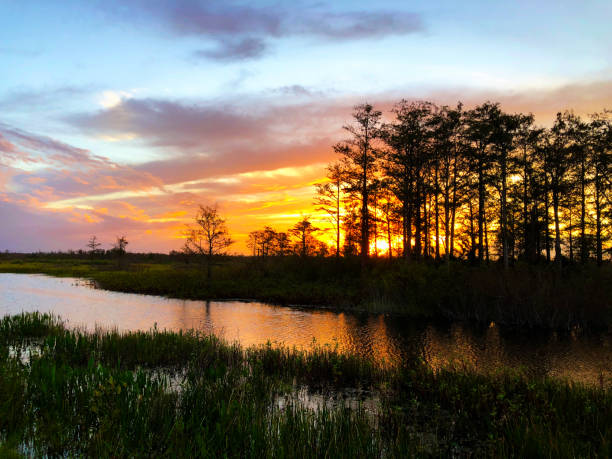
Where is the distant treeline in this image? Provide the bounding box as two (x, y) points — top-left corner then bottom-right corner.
(250, 101), (611, 266)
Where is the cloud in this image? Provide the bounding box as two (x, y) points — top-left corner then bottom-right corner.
(98, 90), (133, 109)
(102, 1), (423, 61)
(0, 86), (93, 111)
(0, 123), (164, 198)
(0, 118), (331, 252)
(270, 85), (320, 97)
(293, 11), (423, 40)
(193, 37), (267, 62)
(65, 78), (612, 186)
(160, 2), (423, 40)
(0, 200), (180, 252)
(414, 79), (612, 124)
(0, 123), (112, 168)
(66, 95), (349, 150)
(6, 78), (612, 253)
(164, 1), (281, 37)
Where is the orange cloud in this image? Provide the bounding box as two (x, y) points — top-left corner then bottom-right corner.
(3, 82), (612, 253)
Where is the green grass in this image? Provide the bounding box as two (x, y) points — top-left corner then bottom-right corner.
(0, 312), (610, 457)
(1, 253), (611, 329)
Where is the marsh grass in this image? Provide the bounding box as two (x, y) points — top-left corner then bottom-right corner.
(1, 254), (610, 330)
(0, 312), (610, 457)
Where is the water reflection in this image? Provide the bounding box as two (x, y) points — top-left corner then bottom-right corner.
(0, 273), (610, 387)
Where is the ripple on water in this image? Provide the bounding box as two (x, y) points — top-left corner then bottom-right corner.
(0, 273), (610, 387)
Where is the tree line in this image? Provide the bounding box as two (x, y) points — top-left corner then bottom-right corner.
(89, 100), (611, 268)
(251, 101), (611, 266)
(86, 235), (128, 256)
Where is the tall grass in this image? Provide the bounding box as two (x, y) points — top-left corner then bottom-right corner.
(1, 255), (610, 329)
(0, 312), (610, 457)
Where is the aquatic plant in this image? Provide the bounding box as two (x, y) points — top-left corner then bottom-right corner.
(0, 312), (610, 457)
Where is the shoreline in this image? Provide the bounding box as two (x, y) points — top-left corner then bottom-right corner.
(0, 255), (610, 331)
(0, 311), (610, 456)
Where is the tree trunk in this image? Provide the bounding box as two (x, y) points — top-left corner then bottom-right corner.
(544, 174), (551, 262)
(415, 181), (422, 258)
(435, 165), (440, 260)
(484, 210), (490, 263)
(469, 198), (476, 262)
(478, 169), (485, 261)
(568, 206), (573, 262)
(522, 145), (529, 259)
(450, 169), (458, 259)
(501, 147), (508, 268)
(424, 195), (430, 258)
(595, 169), (603, 265)
(361, 170), (369, 263)
(386, 209), (392, 259)
(336, 182), (341, 258)
(402, 200), (409, 258)
(580, 156), (587, 263)
(553, 187), (562, 265)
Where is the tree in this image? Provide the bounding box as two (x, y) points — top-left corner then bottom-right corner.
(548, 113), (575, 265)
(183, 204), (234, 278)
(342, 203), (361, 257)
(289, 217), (320, 257)
(315, 99), (610, 265)
(514, 115), (541, 261)
(382, 100), (436, 259)
(113, 236), (128, 255)
(335, 103), (382, 264)
(465, 102), (499, 262)
(490, 110), (521, 268)
(247, 226), (278, 257)
(274, 232), (291, 256)
(378, 185), (398, 258)
(314, 161), (346, 258)
(86, 235), (101, 255)
(430, 103), (466, 262)
(589, 110), (612, 265)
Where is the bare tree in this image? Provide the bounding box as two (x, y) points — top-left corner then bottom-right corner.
(314, 161), (346, 258)
(113, 236), (128, 255)
(86, 235), (101, 256)
(183, 204), (234, 278)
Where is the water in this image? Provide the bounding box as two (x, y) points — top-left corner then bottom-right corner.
(1, 273), (610, 387)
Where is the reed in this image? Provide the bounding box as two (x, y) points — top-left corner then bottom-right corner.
(1, 255), (610, 329)
(0, 312), (610, 457)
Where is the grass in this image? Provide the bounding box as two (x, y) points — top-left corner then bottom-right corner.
(1, 253), (611, 330)
(0, 312), (610, 457)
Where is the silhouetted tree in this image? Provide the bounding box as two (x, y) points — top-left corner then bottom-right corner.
(465, 102), (499, 262)
(86, 235), (101, 256)
(289, 217), (320, 257)
(314, 161), (346, 258)
(335, 103), (382, 264)
(382, 100), (435, 259)
(314, 100), (611, 265)
(184, 204), (233, 278)
(113, 236), (128, 255)
(589, 110), (612, 265)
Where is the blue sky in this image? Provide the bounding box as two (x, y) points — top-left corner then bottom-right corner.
(1, 0), (611, 251)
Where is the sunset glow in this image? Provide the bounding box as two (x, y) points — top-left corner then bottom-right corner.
(1, 1), (611, 253)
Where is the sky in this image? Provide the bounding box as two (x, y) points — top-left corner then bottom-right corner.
(1, 0), (611, 253)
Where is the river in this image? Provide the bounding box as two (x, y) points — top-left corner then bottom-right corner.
(1, 273), (610, 387)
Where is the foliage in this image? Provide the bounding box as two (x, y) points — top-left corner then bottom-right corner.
(0, 254), (610, 329)
(0, 312), (610, 457)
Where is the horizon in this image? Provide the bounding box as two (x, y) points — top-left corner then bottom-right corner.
(1, 1), (611, 253)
